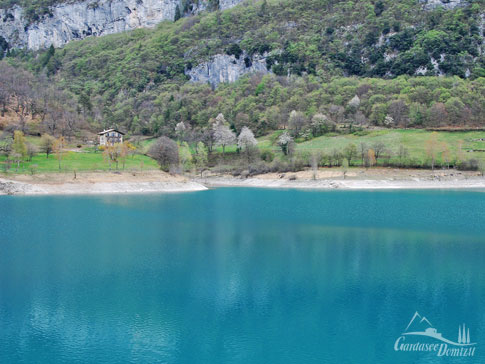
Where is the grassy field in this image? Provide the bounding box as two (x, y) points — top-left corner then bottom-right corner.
(296, 129), (485, 165)
(2, 129), (485, 174)
(0, 150), (159, 174)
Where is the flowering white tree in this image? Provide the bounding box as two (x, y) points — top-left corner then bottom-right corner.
(212, 113), (236, 155)
(278, 131), (294, 155)
(237, 126), (257, 162)
(384, 115), (394, 127)
(311, 113), (329, 136)
(214, 124), (236, 155)
(288, 110), (306, 137)
(215, 113), (226, 125)
(175, 122), (186, 140)
(348, 95), (361, 109)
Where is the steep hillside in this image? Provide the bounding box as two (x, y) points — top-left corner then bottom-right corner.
(2, 0), (485, 138)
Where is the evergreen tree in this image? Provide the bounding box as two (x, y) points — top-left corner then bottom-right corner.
(174, 5), (181, 22)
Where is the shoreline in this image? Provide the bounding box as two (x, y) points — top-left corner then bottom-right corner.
(199, 177), (485, 190)
(0, 171), (208, 195)
(1, 169), (485, 195)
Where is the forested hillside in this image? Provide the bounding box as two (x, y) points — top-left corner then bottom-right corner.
(1, 0), (485, 140)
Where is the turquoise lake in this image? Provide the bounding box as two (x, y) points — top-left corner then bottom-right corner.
(1, 188), (485, 363)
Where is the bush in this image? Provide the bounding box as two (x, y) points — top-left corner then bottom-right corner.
(457, 159), (479, 171)
(260, 149), (275, 162)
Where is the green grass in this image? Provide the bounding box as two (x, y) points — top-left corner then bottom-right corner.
(297, 129), (485, 164)
(1, 150), (159, 174)
(6, 129), (484, 174)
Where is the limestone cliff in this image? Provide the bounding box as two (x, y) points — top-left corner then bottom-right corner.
(0, 0), (244, 50)
(186, 52), (270, 87)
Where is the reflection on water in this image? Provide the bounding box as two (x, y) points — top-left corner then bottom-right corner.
(1, 189), (484, 363)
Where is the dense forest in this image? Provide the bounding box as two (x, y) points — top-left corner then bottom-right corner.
(1, 0), (485, 141)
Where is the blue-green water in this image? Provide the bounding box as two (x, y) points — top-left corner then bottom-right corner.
(1, 189), (485, 363)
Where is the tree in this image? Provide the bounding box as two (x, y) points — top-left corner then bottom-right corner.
(179, 141), (193, 172)
(194, 141), (208, 176)
(478, 160), (485, 177)
(174, 5), (181, 21)
(455, 139), (465, 167)
(288, 110), (307, 137)
(441, 142), (451, 169)
(341, 158), (349, 179)
(148, 136), (179, 171)
(372, 142), (386, 165)
(175, 122), (187, 141)
(359, 142), (368, 166)
(237, 126), (258, 163)
(310, 153), (319, 180)
(397, 145), (409, 167)
(103, 143), (121, 170)
(11, 130), (27, 170)
(40, 134), (55, 158)
(119, 142), (136, 169)
(367, 149), (376, 168)
(53, 136), (66, 170)
(347, 95), (360, 114)
(343, 143), (357, 166)
(425, 132), (440, 170)
(278, 131), (294, 156)
(26, 143), (38, 162)
(213, 114), (236, 155)
(311, 113), (330, 136)
(428, 103), (448, 127)
(384, 115), (394, 127)
(388, 100), (409, 128)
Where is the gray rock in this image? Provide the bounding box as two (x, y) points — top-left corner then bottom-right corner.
(420, 0), (468, 10)
(0, 0), (245, 50)
(186, 52), (270, 87)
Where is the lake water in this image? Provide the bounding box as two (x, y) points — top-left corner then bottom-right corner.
(1, 188), (485, 363)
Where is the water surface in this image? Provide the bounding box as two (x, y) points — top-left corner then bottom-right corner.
(1, 189), (484, 363)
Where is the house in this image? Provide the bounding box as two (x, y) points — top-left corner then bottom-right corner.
(98, 129), (125, 146)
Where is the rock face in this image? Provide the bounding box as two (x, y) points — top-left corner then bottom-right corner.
(0, 0), (244, 50)
(421, 0), (468, 10)
(186, 52), (270, 87)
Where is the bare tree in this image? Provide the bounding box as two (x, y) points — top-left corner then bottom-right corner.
(343, 143), (357, 166)
(26, 143), (38, 162)
(397, 145), (409, 167)
(388, 100), (409, 128)
(148, 136), (179, 171)
(53, 136), (67, 170)
(425, 132), (440, 170)
(359, 142), (368, 166)
(372, 142), (386, 165)
(40, 134), (56, 158)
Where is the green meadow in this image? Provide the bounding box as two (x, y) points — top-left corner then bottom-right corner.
(2, 129), (485, 174)
(0, 149), (159, 174)
(297, 129), (485, 164)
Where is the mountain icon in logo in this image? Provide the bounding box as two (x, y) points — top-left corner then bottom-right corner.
(402, 311), (475, 347)
(404, 311), (433, 333)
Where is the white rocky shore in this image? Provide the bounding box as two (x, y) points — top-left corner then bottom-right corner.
(199, 168), (485, 190)
(199, 176), (485, 190)
(1, 169), (485, 195)
(0, 178), (207, 195)
(0, 171), (208, 195)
